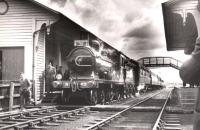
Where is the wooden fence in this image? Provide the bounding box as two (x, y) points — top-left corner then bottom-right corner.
(0, 81), (21, 111)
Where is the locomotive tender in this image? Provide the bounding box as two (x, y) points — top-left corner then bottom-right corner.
(52, 39), (164, 105)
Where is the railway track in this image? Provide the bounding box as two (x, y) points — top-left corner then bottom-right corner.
(152, 91), (182, 130)
(105, 89), (162, 106)
(0, 88), (174, 130)
(82, 88), (174, 130)
(0, 106), (90, 130)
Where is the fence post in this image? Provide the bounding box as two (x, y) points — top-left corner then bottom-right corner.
(9, 82), (14, 111)
(32, 80), (37, 105)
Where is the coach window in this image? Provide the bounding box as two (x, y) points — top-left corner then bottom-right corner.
(121, 57), (125, 67)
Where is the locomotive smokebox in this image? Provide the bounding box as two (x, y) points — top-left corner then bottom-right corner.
(67, 47), (95, 77)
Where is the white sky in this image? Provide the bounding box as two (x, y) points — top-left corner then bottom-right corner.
(37, 0), (190, 83)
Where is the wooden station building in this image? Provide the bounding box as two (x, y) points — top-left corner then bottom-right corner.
(0, 0), (103, 104)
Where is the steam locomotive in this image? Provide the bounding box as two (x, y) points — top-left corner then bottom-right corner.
(52, 40), (164, 105)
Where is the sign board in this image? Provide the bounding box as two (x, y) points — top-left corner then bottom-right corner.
(162, 1), (198, 54)
(74, 40), (89, 47)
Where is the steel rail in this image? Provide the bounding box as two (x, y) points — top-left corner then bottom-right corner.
(84, 89), (170, 130)
(0, 107), (89, 130)
(0, 106), (57, 120)
(152, 89), (172, 130)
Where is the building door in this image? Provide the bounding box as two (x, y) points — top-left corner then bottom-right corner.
(0, 47), (24, 81)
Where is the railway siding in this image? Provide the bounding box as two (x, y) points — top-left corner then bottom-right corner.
(85, 88), (172, 130)
(0, 106), (90, 130)
(0, 88), (175, 130)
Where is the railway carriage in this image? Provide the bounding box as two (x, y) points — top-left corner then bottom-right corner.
(137, 65), (164, 94)
(149, 72), (164, 91)
(52, 39), (164, 105)
(137, 65), (151, 94)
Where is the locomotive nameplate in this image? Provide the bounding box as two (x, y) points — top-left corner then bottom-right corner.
(74, 40), (89, 47)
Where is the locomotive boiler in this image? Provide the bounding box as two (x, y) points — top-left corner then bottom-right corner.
(52, 40), (164, 105)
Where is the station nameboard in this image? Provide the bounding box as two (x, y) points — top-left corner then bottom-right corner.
(162, 0), (198, 54)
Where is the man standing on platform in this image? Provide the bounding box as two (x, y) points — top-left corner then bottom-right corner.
(46, 60), (56, 94)
(19, 72), (31, 110)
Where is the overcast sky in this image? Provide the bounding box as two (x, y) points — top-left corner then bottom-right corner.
(37, 0), (191, 60)
(37, 0), (190, 83)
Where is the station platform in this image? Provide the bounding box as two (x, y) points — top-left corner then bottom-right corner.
(169, 87), (198, 113)
(90, 105), (129, 111)
(167, 87), (199, 130)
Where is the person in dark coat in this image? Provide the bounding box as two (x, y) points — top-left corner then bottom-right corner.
(19, 72), (31, 110)
(46, 60), (56, 93)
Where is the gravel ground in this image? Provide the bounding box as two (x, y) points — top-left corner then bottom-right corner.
(38, 90), (166, 130)
(0, 88), (195, 130)
(45, 111), (116, 130)
(102, 111), (158, 130)
(121, 89), (165, 106)
(181, 114), (194, 130)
